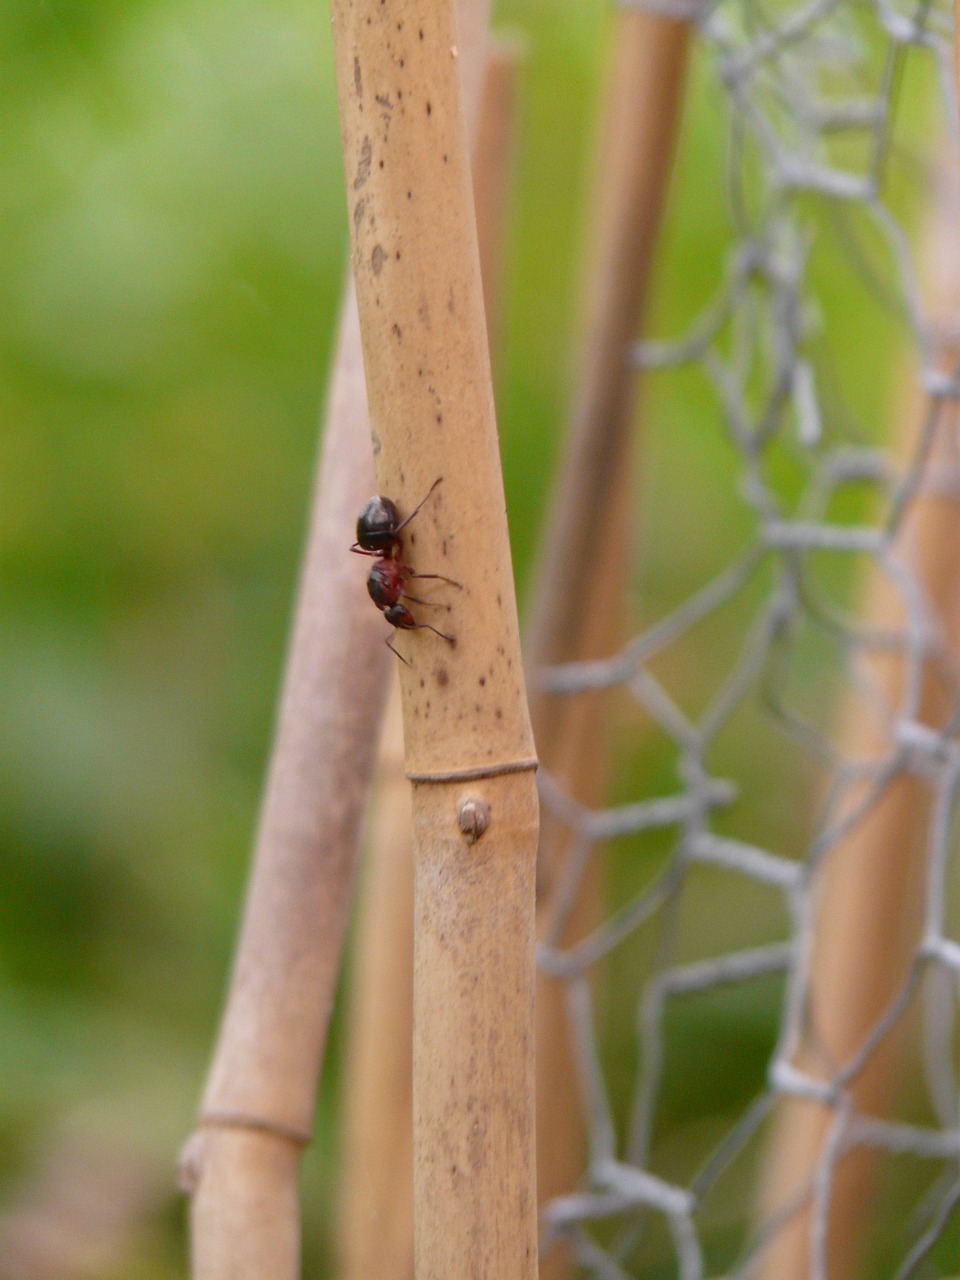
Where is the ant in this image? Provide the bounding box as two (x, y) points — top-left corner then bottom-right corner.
(351, 476), (460, 663)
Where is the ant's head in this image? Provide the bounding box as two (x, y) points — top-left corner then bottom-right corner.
(356, 495), (401, 553)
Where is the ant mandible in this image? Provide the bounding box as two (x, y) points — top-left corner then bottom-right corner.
(351, 476), (460, 663)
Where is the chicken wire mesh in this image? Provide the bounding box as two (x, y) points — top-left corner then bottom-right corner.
(533, 0), (960, 1275)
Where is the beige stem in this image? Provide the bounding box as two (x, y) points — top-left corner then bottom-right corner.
(336, 36), (520, 1280)
(329, 0), (539, 1274)
(525, 15), (690, 1279)
(184, 285), (387, 1280)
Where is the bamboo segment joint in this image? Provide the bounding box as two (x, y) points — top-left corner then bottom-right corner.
(457, 795), (491, 844)
(197, 1109), (313, 1148)
(406, 758), (538, 783)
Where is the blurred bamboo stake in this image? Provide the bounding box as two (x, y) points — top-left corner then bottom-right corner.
(336, 36), (520, 1280)
(329, 0), (539, 1273)
(182, 284), (388, 1280)
(524, 14), (690, 1278)
(756, 161), (960, 1279)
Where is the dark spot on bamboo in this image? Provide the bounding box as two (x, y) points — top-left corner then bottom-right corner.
(353, 56), (362, 98)
(353, 198), (366, 232)
(495, 708), (503, 719)
(436, 667), (449, 687)
(378, 159), (384, 169)
(426, 101), (432, 116)
(419, 27), (424, 39)
(371, 243), (387, 274)
(435, 413), (442, 424)
(354, 136), (372, 189)
(391, 322), (402, 340)
(479, 676), (486, 687)
(395, 250), (401, 260)
(443, 153), (448, 163)
(407, 189), (412, 199)
(419, 677), (425, 688)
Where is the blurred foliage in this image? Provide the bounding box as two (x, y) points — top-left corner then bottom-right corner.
(0, 0), (934, 1275)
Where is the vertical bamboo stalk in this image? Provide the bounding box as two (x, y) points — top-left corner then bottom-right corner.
(756, 162), (960, 1278)
(337, 37), (520, 1280)
(329, 1), (539, 1275)
(182, 285), (388, 1280)
(525, 15), (690, 1279)
(337, 686), (416, 1280)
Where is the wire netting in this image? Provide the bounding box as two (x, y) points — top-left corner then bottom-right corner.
(535, 0), (960, 1275)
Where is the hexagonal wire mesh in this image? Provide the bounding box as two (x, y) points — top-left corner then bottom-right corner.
(534, 0), (960, 1275)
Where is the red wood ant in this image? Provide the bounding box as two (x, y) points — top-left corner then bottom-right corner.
(351, 476), (460, 663)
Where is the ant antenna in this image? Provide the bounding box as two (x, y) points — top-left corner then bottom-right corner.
(395, 476), (443, 535)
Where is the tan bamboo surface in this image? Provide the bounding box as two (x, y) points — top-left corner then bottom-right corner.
(756, 163), (960, 1278)
(181, 285), (386, 1280)
(329, 0), (539, 1274)
(336, 38), (520, 1280)
(524, 15), (690, 1280)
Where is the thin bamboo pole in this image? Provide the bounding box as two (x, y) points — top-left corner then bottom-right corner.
(336, 38), (520, 1280)
(756, 162), (960, 1279)
(525, 15), (690, 1279)
(337, 687), (415, 1280)
(329, 2), (539, 1275)
(181, 285), (387, 1280)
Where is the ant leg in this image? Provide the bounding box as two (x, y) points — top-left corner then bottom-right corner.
(409, 571), (462, 588)
(386, 633), (411, 665)
(394, 476), (442, 535)
(401, 592), (451, 609)
(413, 622), (455, 644)
(350, 543), (382, 557)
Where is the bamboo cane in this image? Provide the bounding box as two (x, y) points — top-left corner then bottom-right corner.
(756, 161), (960, 1279)
(329, 2), (539, 1275)
(336, 38), (520, 1280)
(181, 284), (387, 1280)
(525, 15), (690, 1279)
(330, 0), (542, 1269)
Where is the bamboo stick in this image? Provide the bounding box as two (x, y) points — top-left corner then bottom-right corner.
(756, 162), (960, 1279)
(337, 687), (416, 1280)
(525, 15), (690, 1279)
(336, 38), (520, 1280)
(329, 1), (539, 1273)
(182, 285), (387, 1280)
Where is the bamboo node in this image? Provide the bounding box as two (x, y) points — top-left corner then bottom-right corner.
(197, 1109), (312, 1148)
(406, 757), (538, 783)
(177, 1130), (206, 1194)
(457, 795), (491, 844)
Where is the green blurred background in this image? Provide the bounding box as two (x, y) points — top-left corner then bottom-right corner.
(0, 0), (939, 1275)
